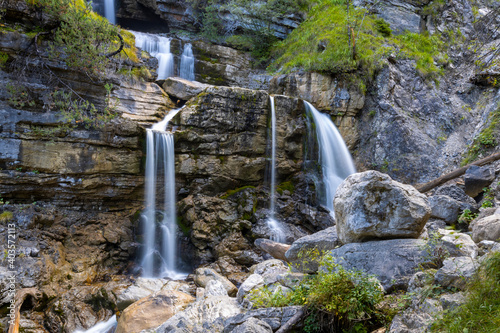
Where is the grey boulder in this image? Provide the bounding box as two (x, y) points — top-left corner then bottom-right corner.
(334, 171), (431, 244)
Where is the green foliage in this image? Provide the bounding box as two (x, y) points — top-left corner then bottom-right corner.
(457, 209), (478, 227)
(28, 0), (122, 76)
(0, 52), (8, 68)
(481, 187), (494, 208)
(374, 18), (391, 37)
(7, 83), (36, 108)
(50, 83), (117, 130)
(249, 254), (384, 332)
(420, 231), (449, 269)
(392, 32), (448, 80)
(270, 0), (448, 82)
(431, 252), (500, 332)
(0, 211), (13, 224)
(462, 103), (500, 165)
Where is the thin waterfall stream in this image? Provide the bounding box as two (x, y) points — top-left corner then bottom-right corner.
(267, 96), (286, 242)
(180, 43), (195, 81)
(141, 109), (186, 279)
(304, 101), (356, 213)
(104, 0), (115, 24)
(132, 31), (175, 80)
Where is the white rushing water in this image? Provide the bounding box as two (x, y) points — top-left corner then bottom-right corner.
(304, 101), (356, 212)
(74, 315), (117, 333)
(267, 97), (286, 242)
(179, 43), (195, 81)
(141, 109), (186, 279)
(104, 0), (115, 25)
(133, 31), (174, 80)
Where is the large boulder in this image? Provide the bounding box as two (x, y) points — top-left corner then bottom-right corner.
(116, 277), (187, 311)
(334, 171), (431, 244)
(285, 227), (341, 273)
(464, 165), (495, 198)
(162, 77), (209, 102)
(471, 214), (500, 243)
(146, 295), (242, 333)
(115, 290), (194, 333)
(223, 306), (303, 332)
(324, 239), (428, 291)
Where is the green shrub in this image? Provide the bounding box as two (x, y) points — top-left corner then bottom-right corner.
(248, 255), (384, 332)
(27, 0), (123, 76)
(431, 252), (500, 332)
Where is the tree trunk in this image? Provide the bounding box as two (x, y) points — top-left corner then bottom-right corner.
(415, 152), (500, 193)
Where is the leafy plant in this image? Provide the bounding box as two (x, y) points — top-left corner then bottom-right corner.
(420, 231), (450, 269)
(431, 252), (500, 332)
(481, 187), (494, 208)
(457, 209), (478, 229)
(28, 0), (123, 76)
(7, 83), (37, 108)
(248, 254), (384, 332)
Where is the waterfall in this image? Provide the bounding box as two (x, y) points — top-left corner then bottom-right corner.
(104, 0), (115, 25)
(133, 31), (174, 80)
(179, 43), (195, 81)
(141, 109), (186, 279)
(304, 101), (356, 212)
(267, 97), (285, 242)
(74, 315), (117, 333)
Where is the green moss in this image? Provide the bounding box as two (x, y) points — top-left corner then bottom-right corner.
(221, 185), (256, 199)
(277, 181), (295, 195)
(177, 216), (191, 236)
(0, 211), (13, 224)
(117, 66), (152, 81)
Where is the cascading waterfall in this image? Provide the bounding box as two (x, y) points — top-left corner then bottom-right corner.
(304, 101), (356, 212)
(74, 315), (117, 333)
(267, 96), (286, 243)
(133, 31), (174, 80)
(104, 0), (116, 25)
(141, 109), (185, 279)
(179, 43), (195, 81)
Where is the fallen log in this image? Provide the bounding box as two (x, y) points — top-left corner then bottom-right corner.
(415, 151), (500, 193)
(276, 307), (306, 333)
(8, 288), (40, 333)
(254, 238), (291, 261)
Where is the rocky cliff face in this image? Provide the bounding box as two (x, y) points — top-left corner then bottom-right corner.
(117, 0), (302, 39)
